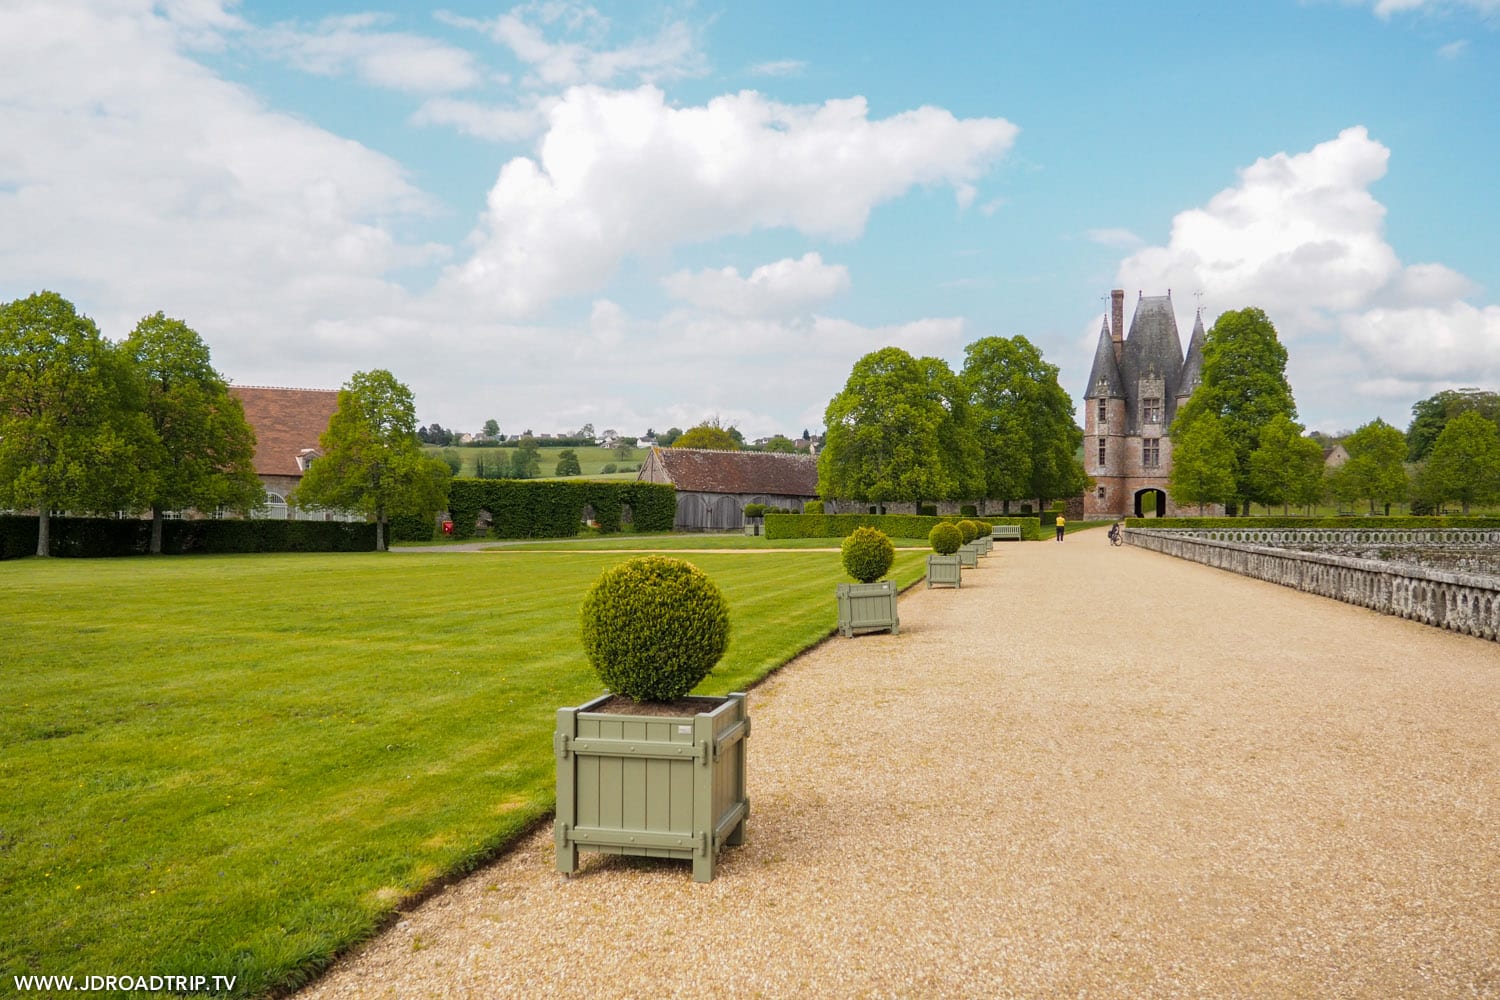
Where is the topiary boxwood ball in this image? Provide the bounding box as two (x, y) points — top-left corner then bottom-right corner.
(579, 556), (731, 702)
(841, 527), (894, 583)
(956, 520), (978, 544)
(929, 522), (962, 555)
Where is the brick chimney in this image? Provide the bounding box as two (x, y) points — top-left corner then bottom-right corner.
(1110, 288), (1125, 361)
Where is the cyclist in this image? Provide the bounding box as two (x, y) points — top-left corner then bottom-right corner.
(1107, 521), (1123, 546)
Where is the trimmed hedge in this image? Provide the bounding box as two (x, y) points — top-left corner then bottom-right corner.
(579, 556), (731, 702)
(390, 513), (436, 543)
(841, 527), (895, 583)
(765, 512), (1043, 542)
(446, 479), (676, 539)
(0, 515), (378, 559)
(1124, 515), (1500, 530)
(929, 523), (962, 554)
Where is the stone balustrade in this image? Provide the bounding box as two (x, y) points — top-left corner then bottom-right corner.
(1183, 527), (1500, 547)
(1125, 529), (1500, 642)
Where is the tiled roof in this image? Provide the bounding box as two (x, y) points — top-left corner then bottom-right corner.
(1083, 319), (1124, 399)
(229, 386), (339, 477)
(1119, 295), (1186, 430)
(651, 448), (819, 497)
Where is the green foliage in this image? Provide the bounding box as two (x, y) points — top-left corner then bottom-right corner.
(0, 291), (154, 555)
(840, 527), (896, 583)
(1169, 412), (1237, 513)
(554, 449), (582, 477)
(389, 512), (435, 542)
(602, 463), (618, 474)
(960, 504), (978, 517)
(766, 512), (1042, 541)
(446, 480), (675, 538)
(1407, 388), (1500, 461)
(440, 449), (463, 475)
(292, 370), (451, 550)
(1416, 410), (1500, 515)
(804, 499), (824, 514)
(956, 520), (978, 543)
(123, 312), (263, 551)
(929, 522), (962, 554)
(761, 434), (798, 453)
(1248, 415), (1327, 513)
(743, 503), (767, 519)
(962, 335), (1088, 504)
(1328, 418), (1409, 513)
(918, 504), (938, 516)
(1172, 307), (1296, 505)
(508, 435), (542, 478)
(657, 426), (683, 447)
(579, 556), (731, 701)
(674, 419), (740, 450)
(819, 347), (977, 505)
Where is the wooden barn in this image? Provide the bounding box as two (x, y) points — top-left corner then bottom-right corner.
(636, 448), (820, 531)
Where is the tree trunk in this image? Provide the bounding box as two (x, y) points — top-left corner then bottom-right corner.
(376, 511), (386, 551)
(37, 507), (50, 557)
(151, 506), (164, 555)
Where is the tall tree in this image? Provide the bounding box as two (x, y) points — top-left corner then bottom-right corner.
(917, 354), (984, 503)
(482, 418), (500, 439)
(1416, 410), (1500, 515)
(554, 449), (582, 476)
(1248, 415), (1326, 514)
(761, 434), (798, 454)
(1168, 412), (1237, 515)
(818, 347), (962, 509)
(291, 370), (451, 550)
(657, 427), (683, 447)
(1406, 388), (1500, 462)
(962, 335), (1087, 507)
(1329, 418), (1409, 514)
(508, 436), (541, 478)
(1172, 307), (1296, 511)
(123, 312), (263, 553)
(0, 291), (150, 555)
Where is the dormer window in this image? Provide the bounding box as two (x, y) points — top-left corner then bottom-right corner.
(1142, 397), (1162, 424)
(297, 449), (318, 472)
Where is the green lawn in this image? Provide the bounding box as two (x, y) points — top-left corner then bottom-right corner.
(2, 548), (927, 996)
(483, 533), (934, 551)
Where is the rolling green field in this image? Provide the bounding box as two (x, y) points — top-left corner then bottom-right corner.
(424, 445), (647, 480)
(2, 547), (927, 996)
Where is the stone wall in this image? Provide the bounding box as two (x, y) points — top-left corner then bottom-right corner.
(1125, 528), (1500, 642)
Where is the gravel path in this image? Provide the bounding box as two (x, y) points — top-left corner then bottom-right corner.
(301, 539), (1500, 999)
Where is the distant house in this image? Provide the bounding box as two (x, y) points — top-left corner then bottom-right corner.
(229, 386), (353, 520)
(637, 447), (820, 530)
(1323, 443), (1350, 469)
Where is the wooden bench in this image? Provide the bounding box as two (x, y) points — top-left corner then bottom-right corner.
(991, 524), (1023, 542)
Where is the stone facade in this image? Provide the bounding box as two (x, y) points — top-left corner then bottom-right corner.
(1082, 289), (1222, 519)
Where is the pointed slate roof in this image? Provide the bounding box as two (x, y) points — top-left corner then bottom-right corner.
(1178, 311), (1207, 396)
(643, 447), (819, 497)
(1083, 317), (1124, 399)
(1119, 295), (1186, 430)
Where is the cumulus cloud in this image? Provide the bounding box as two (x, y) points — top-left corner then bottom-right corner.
(409, 97), (553, 141)
(1367, 0), (1500, 17)
(443, 85), (1017, 316)
(254, 13), (484, 94)
(749, 59), (807, 77)
(1113, 125), (1496, 430)
(662, 254), (850, 317)
(1087, 228), (1143, 249)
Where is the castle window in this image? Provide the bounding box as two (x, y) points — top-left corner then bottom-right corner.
(1097, 398), (1107, 422)
(1097, 437), (1107, 466)
(1143, 438), (1160, 468)
(1096, 486), (1106, 500)
(1142, 397), (1162, 424)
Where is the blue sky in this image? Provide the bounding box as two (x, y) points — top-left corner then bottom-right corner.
(3, 0), (1497, 440)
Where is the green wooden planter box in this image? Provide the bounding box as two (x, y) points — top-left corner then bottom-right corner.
(555, 692), (749, 883)
(743, 523), (761, 536)
(958, 543), (980, 567)
(835, 580), (900, 637)
(927, 554), (962, 588)
(976, 536), (993, 555)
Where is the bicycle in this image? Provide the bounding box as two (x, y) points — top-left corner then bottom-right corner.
(1107, 522), (1123, 547)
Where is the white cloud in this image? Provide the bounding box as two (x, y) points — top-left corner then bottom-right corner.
(409, 96), (554, 141)
(1113, 126), (1496, 430)
(1368, 0), (1500, 17)
(443, 85), (1018, 316)
(1438, 39), (1471, 57)
(749, 59), (807, 77)
(255, 13), (483, 94)
(439, 3), (705, 88)
(663, 254), (851, 317)
(1087, 228), (1143, 249)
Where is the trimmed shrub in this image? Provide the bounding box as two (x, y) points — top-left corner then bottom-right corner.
(975, 520), (993, 538)
(579, 556), (731, 702)
(918, 504), (938, 517)
(389, 513), (435, 542)
(0, 516), (379, 559)
(764, 512), (1043, 541)
(960, 504), (978, 517)
(804, 500), (824, 514)
(841, 527), (895, 583)
(446, 480), (675, 538)
(956, 520), (978, 544)
(602, 463), (618, 474)
(743, 503), (767, 519)
(929, 522), (962, 555)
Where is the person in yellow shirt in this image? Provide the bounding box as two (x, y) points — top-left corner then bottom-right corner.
(1055, 513), (1066, 542)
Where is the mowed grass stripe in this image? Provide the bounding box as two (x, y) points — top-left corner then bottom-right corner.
(2, 548), (926, 995)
